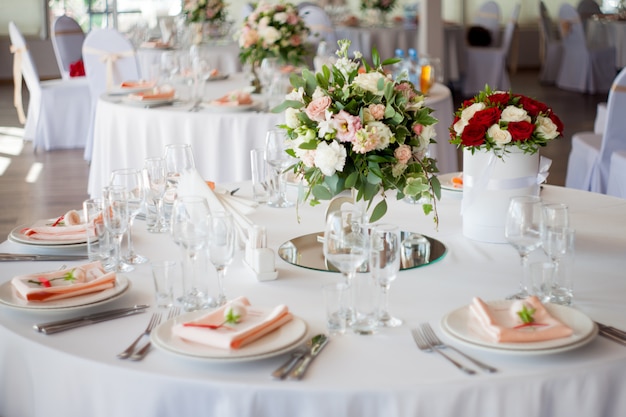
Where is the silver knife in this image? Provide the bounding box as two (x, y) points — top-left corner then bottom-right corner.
(0, 253), (88, 261)
(34, 304), (150, 334)
(271, 346), (309, 380)
(596, 322), (626, 340)
(288, 334), (329, 380)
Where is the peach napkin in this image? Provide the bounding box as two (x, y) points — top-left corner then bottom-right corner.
(211, 90), (253, 106)
(120, 80), (155, 89)
(128, 86), (175, 101)
(172, 296), (292, 349)
(21, 210), (87, 242)
(469, 296), (573, 343)
(11, 261), (116, 302)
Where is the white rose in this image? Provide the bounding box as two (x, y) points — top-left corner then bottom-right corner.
(353, 72), (387, 95)
(420, 124), (436, 141)
(311, 87), (326, 100)
(460, 102), (486, 121)
(453, 118), (468, 135)
(501, 105), (530, 123)
(273, 12), (287, 23)
(285, 87), (305, 103)
(285, 107), (300, 129)
(487, 124), (512, 146)
(260, 26), (281, 45)
(314, 141), (346, 176)
(259, 16), (270, 28)
(535, 115), (560, 140)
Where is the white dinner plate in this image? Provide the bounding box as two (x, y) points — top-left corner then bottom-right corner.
(121, 96), (176, 107)
(201, 100), (262, 113)
(151, 311), (308, 362)
(9, 221), (87, 247)
(441, 300), (598, 355)
(0, 275), (131, 311)
(437, 172), (463, 192)
(205, 73), (229, 81)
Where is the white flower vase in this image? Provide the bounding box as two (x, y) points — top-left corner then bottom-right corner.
(461, 148), (543, 243)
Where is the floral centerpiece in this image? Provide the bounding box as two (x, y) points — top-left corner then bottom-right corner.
(274, 40), (440, 224)
(183, 0), (228, 23)
(238, 1), (310, 92)
(360, 0), (396, 25)
(449, 86), (564, 156)
(448, 86), (564, 243)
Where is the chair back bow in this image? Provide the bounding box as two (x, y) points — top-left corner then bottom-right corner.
(83, 47), (136, 91)
(9, 44), (27, 124)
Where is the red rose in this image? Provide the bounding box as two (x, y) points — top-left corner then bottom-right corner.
(461, 121), (487, 146)
(548, 112), (564, 135)
(461, 98), (474, 108)
(69, 59), (85, 77)
(507, 121), (535, 142)
(517, 96), (548, 117)
(471, 107), (501, 128)
(487, 93), (510, 107)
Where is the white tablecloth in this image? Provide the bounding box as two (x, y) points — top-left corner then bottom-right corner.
(587, 18), (626, 69)
(1, 185), (626, 417)
(87, 76), (457, 198)
(335, 23), (464, 83)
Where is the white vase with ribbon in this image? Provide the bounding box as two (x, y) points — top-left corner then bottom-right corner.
(461, 148), (551, 243)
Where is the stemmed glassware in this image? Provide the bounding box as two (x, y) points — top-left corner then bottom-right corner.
(102, 185), (131, 273)
(143, 157), (168, 233)
(110, 168), (147, 265)
(541, 203), (574, 304)
(323, 209), (369, 285)
(369, 223), (402, 327)
(170, 195), (211, 312)
(264, 129), (296, 208)
(206, 212), (235, 307)
(259, 57), (279, 109)
(164, 143), (196, 228)
(504, 195), (543, 299)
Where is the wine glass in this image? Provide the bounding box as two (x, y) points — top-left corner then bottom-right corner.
(206, 212), (235, 307)
(369, 223), (402, 327)
(163, 143), (196, 228)
(170, 195), (211, 311)
(102, 185), (132, 273)
(143, 157), (167, 233)
(504, 195), (543, 299)
(264, 129), (296, 208)
(541, 203), (574, 304)
(110, 168), (147, 265)
(323, 209), (369, 285)
(259, 57), (279, 109)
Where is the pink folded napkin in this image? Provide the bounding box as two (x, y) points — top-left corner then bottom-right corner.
(21, 210), (87, 242)
(120, 80), (155, 89)
(172, 296), (292, 349)
(469, 296), (574, 343)
(11, 261), (116, 302)
(128, 86), (175, 101)
(211, 90), (253, 107)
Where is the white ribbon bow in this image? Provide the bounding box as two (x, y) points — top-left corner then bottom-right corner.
(10, 44), (27, 125)
(83, 47), (136, 91)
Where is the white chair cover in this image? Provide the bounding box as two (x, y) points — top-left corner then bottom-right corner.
(538, 1), (563, 84)
(51, 15), (85, 80)
(8, 21), (91, 151)
(565, 67), (626, 193)
(82, 28), (140, 161)
(462, 4), (520, 97)
(607, 150), (626, 198)
(555, 3), (616, 94)
(472, 1), (501, 46)
(298, 3), (337, 48)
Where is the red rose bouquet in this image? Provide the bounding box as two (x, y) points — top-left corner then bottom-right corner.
(449, 86), (564, 156)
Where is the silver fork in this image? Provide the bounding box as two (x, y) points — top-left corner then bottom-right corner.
(411, 327), (476, 375)
(129, 307), (179, 361)
(421, 323), (497, 373)
(117, 312), (161, 359)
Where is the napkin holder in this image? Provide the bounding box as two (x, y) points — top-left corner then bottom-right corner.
(243, 225), (278, 282)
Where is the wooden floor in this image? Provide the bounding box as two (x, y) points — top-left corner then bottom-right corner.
(0, 70), (607, 240)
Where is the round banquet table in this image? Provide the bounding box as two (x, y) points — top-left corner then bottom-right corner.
(1, 184), (626, 417)
(86, 76), (457, 198)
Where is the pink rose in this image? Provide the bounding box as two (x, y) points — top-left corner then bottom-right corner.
(305, 96), (332, 122)
(394, 144), (412, 164)
(332, 110), (362, 143)
(369, 104), (385, 120)
(412, 124), (424, 135)
(239, 27), (259, 48)
(287, 13), (299, 25)
(290, 34), (302, 46)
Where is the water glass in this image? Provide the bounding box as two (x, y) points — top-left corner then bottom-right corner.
(265, 129), (296, 208)
(250, 148), (272, 204)
(528, 261), (555, 302)
(82, 198), (112, 266)
(351, 272), (378, 335)
(102, 185), (132, 273)
(151, 260), (179, 308)
(544, 227), (576, 305)
(369, 224), (402, 328)
(323, 283), (348, 336)
(110, 168), (147, 265)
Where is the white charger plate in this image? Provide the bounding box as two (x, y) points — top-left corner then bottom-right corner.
(0, 275), (130, 311)
(151, 311), (308, 362)
(437, 172), (463, 192)
(201, 100), (262, 113)
(9, 221), (87, 247)
(441, 300), (598, 355)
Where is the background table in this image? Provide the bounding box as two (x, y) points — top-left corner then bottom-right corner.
(87, 76), (458, 198)
(1, 185), (626, 417)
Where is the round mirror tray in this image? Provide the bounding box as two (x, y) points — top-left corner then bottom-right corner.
(277, 231), (447, 272)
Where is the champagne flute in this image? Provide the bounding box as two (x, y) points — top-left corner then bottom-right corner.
(264, 129), (296, 208)
(110, 168), (147, 265)
(206, 212), (235, 307)
(541, 203), (574, 304)
(143, 157), (167, 233)
(163, 143), (196, 228)
(170, 195), (211, 311)
(102, 185), (132, 273)
(504, 195), (543, 299)
(369, 223), (402, 327)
